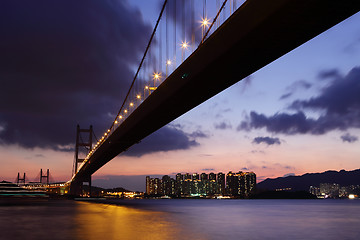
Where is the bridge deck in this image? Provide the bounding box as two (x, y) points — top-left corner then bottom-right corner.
(72, 0), (360, 184)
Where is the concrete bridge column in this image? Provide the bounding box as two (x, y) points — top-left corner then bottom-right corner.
(69, 175), (92, 197)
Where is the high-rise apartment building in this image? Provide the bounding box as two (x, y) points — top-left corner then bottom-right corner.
(200, 173), (208, 181)
(146, 176), (151, 194)
(162, 175), (172, 196)
(217, 172), (225, 195)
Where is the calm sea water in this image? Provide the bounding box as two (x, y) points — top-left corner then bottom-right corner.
(0, 199), (359, 240)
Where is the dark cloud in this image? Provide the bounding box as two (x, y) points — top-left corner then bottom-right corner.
(239, 67), (360, 135)
(344, 37), (360, 54)
(214, 121), (232, 130)
(0, 0), (151, 149)
(239, 76), (253, 94)
(201, 168), (215, 172)
(287, 80), (312, 91)
(260, 163), (294, 171)
(215, 108), (232, 118)
(188, 130), (209, 138)
(279, 93), (293, 100)
(250, 150), (265, 154)
(241, 167), (249, 171)
(198, 154), (213, 157)
(280, 164), (294, 170)
(252, 137), (281, 145)
(239, 111), (321, 134)
(279, 80), (312, 100)
(340, 133), (358, 143)
(292, 67), (360, 115)
(124, 125), (199, 157)
(317, 69), (341, 80)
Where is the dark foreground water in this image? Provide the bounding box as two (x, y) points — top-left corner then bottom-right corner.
(1, 199), (360, 240)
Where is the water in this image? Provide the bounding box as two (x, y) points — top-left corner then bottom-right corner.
(1, 199), (359, 240)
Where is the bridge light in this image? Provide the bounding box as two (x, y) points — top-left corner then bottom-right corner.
(201, 17), (210, 28)
(136, 94), (141, 99)
(119, 115), (123, 119)
(145, 86), (149, 90)
(107, 129), (110, 133)
(181, 41), (189, 49)
(166, 60), (172, 65)
(153, 72), (161, 80)
(105, 132), (108, 136)
(124, 109), (128, 113)
(115, 120), (118, 124)
(130, 102), (134, 107)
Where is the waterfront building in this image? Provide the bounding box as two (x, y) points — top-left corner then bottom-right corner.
(320, 183), (340, 198)
(236, 171), (245, 197)
(191, 180), (200, 195)
(170, 178), (176, 195)
(217, 172), (225, 195)
(176, 173), (183, 182)
(226, 171), (256, 197)
(226, 171), (237, 196)
(149, 178), (155, 194)
(153, 178), (162, 195)
(184, 176), (191, 195)
(192, 173), (199, 181)
(162, 175), (172, 196)
(200, 173), (208, 181)
(175, 173), (184, 195)
(146, 176), (151, 194)
(245, 172), (256, 197)
(184, 173), (191, 181)
(209, 179), (218, 195)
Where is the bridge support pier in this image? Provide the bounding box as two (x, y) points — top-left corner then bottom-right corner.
(69, 175), (92, 197)
(17, 172), (26, 185)
(40, 169), (49, 185)
(70, 124), (94, 197)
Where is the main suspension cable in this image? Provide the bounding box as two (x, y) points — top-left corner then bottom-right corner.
(109, 0), (168, 132)
(201, 0), (228, 44)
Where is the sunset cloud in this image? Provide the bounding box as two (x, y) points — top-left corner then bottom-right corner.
(238, 66), (360, 136)
(252, 137), (281, 145)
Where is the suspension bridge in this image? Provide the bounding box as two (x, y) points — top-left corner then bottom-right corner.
(66, 0), (360, 196)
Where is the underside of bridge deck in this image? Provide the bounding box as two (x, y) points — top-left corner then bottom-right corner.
(71, 0), (360, 189)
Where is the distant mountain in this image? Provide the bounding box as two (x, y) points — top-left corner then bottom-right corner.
(106, 187), (131, 192)
(258, 169), (360, 191)
(82, 185), (131, 193)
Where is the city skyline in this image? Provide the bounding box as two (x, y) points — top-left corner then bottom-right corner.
(146, 170), (256, 198)
(1, 0), (360, 192)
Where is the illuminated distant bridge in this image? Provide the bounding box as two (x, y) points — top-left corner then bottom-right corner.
(68, 0), (360, 195)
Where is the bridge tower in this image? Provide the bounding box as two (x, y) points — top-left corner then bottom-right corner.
(71, 124), (93, 196)
(40, 169), (49, 185)
(16, 172), (26, 185)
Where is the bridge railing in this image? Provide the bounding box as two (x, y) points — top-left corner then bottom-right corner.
(77, 0), (247, 172)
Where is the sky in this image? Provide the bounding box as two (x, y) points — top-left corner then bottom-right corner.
(0, 0), (359, 191)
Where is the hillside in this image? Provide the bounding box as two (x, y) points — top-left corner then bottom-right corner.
(257, 169), (360, 191)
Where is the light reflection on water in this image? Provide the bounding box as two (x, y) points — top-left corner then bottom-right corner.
(74, 201), (198, 240)
(1, 199), (360, 240)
